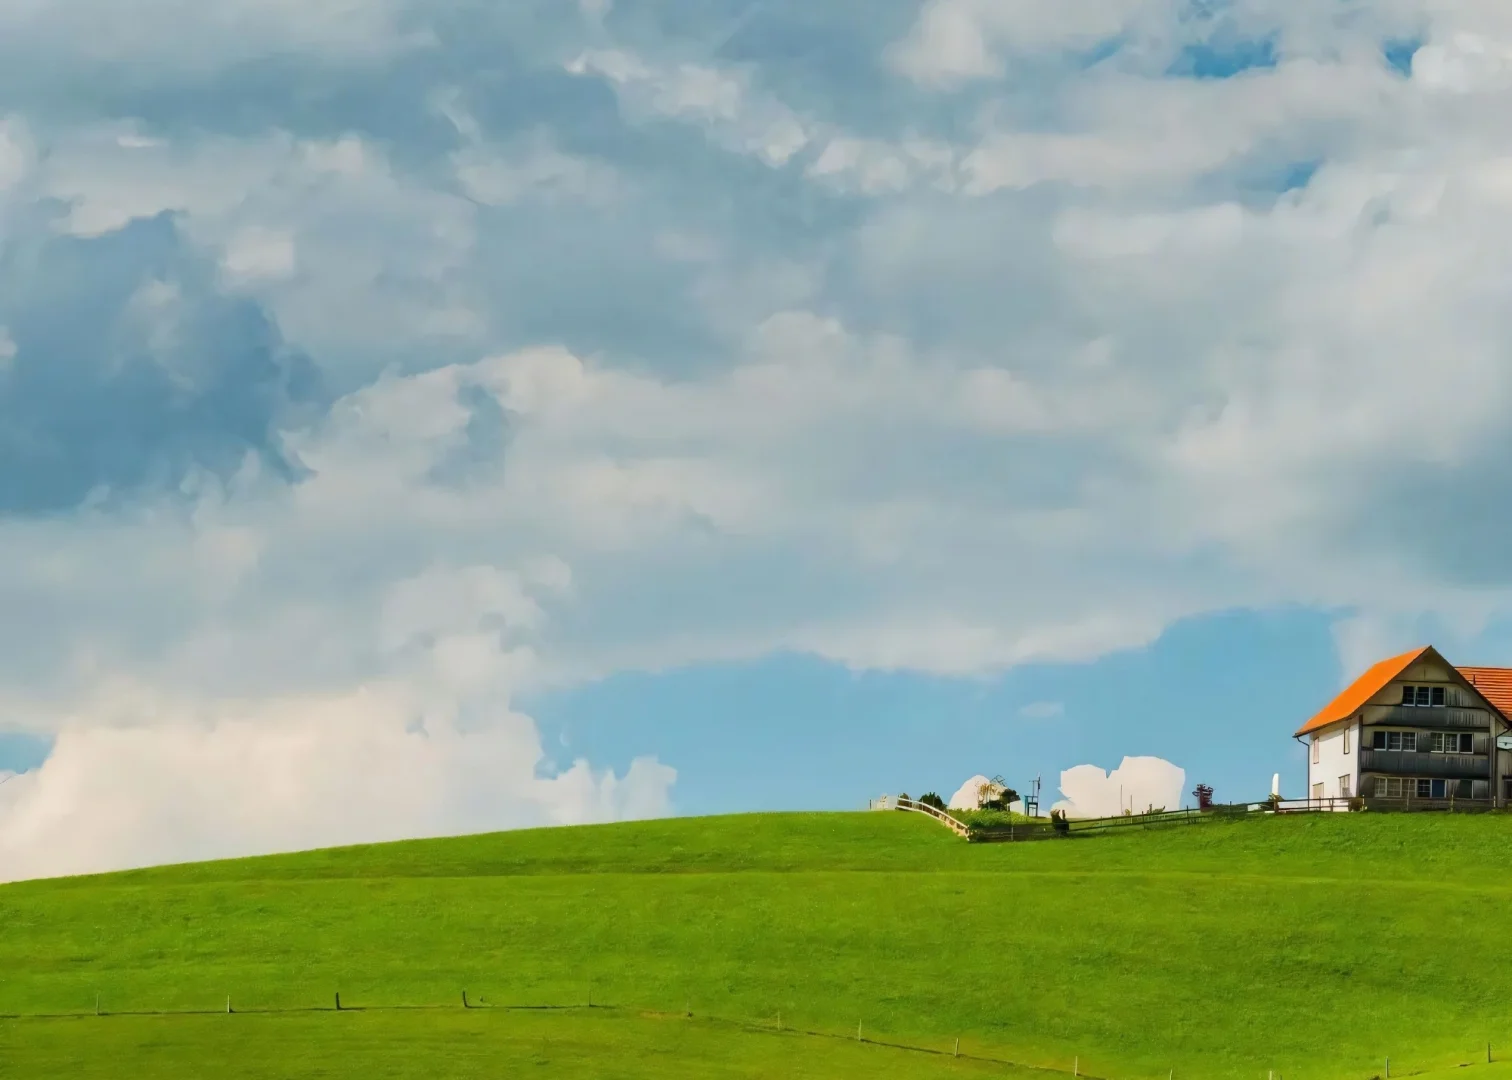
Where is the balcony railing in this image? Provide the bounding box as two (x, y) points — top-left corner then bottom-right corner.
(1371, 706), (1491, 730)
(1360, 748), (1490, 778)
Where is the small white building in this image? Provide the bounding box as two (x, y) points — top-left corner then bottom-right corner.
(1297, 645), (1512, 806)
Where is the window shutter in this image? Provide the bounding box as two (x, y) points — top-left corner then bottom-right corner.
(1474, 733), (1489, 755)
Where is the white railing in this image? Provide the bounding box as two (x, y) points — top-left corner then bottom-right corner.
(869, 796), (970, 837)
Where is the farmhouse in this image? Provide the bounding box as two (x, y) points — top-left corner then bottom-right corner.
(1298, 645), (1512, 805)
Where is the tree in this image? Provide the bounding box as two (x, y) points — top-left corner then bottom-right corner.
(917, 792), (946, 811)
(978, 775), (1020, 812)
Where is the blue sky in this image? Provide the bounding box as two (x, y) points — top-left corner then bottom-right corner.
(3, 0), (1512, 879)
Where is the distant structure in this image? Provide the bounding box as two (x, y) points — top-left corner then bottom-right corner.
(1022, 774), (1041, 818)
(1297, 645), (1512, 807)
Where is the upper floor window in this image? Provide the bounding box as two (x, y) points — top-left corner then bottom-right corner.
(1432, 732), (1474, 754)
(1372, 731), (1417, 752)
(1400, 685), (1446, 708)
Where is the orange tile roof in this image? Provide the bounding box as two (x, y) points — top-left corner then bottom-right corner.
(1295, 646), (1430, 737)
(1456, 666), (1512, 719)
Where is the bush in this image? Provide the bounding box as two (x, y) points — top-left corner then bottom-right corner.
(1050, 809), (1070, 834)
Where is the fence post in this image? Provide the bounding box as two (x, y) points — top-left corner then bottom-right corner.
(226, 995), (232, 1015)
(1386, 1056), (1390, 1078)
(955, 1038), (960, 1058)
(1074, 1056), (1079, 1077)
(335, 992), (341, 1011)
(857, 1019), (862, 1042)
(95, 993), (100, 1017)
(462, 990), (469, 1009)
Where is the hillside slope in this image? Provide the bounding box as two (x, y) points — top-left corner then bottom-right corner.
(4, 811), (1512, 1079)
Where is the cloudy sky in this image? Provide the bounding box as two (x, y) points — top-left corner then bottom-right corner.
(4, 0), (1512, 879)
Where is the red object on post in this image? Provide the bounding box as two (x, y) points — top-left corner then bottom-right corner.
(1193, 784), (1214, 810)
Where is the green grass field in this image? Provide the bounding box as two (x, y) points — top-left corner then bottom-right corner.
(4, 810), (1512, 1079)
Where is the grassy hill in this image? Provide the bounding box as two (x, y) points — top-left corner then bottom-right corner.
(4, 810), (1512, 1079)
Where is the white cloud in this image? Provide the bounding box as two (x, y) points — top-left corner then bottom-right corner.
(221, 226), (298, 285)
(889, 0), (1169, 85)
(566, 49), (812, 166)
(1052, 756), (1186, 818)
(948, 774), (998, 809)
(0, 693), (674, 883)
(1018, 700), (1065, 720)
(0, 0), (419, 71)
(33, 126), (480, 363)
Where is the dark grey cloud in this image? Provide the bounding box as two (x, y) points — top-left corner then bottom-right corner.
(0, 210), (324, 515)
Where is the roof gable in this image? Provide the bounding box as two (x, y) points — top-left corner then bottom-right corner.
(1295, 646), (1431, 737)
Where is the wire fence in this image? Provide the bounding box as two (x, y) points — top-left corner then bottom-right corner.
(0, 995), (1107, 1078)
(6, 995), (1510, 1080)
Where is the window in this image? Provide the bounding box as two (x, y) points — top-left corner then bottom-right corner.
(1343, 728), (1351, 754)
(1312, 738), (1320, 763)
(1339, 775), (1351, 798)
(1431, 732), (1474, 754)
(1412, 778), (1447, 798)
(1311, 782), (1324, 801)
(1377, 777), (1404, 798)
(1503, 778), (1512, 802)
(1400, 685), (1446, 707)
(1371, 731), (1417, 751)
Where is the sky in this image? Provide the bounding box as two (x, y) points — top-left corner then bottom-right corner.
(6, 0), (1512, 880)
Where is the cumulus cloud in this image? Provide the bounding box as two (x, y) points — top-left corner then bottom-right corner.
(1053, 757), (1187, 819)
(0, 695), (674, 883)
(948, 774), (994, 810)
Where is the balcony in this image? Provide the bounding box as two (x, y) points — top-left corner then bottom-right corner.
(1360, 748), (1490, 779)
(1372, 706), (1491, 730)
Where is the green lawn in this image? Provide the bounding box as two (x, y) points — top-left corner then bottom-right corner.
(3, 810), (1510, 1079)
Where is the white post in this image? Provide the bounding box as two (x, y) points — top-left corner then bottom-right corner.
(955, 1038), (960, 1058)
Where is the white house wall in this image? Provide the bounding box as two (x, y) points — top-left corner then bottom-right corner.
(1308, 721), (1359, 805)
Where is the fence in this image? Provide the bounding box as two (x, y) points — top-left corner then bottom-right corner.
(9, 990), (1510, 1080)
(871, 792), (1503, 842)
(869, 795), (970, 836)
(0, 995), (1106, 1079)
